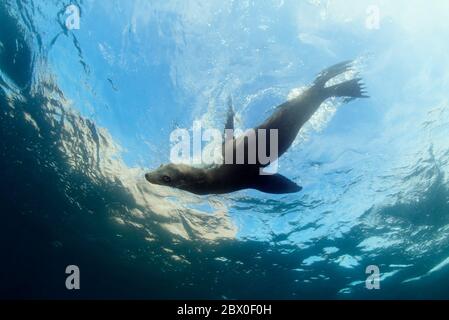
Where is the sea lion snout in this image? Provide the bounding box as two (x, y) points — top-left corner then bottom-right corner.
(145, 167), (174, 185)
(145, 172), (153, 183)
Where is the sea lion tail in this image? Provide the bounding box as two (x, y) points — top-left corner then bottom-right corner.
(314, 60), (369, 102)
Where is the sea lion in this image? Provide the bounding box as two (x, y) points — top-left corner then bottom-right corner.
(145, 60), (368, 195)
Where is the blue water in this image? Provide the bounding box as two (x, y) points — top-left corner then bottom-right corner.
(2, 0), (449, 299)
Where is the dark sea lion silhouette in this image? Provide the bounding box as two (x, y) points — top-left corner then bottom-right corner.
(145, 61), (368, 195)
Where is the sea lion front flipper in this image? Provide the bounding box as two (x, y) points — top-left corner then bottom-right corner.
(222, 96), (235, 158)
(224, 96), (234, 137)
(252, 174), (302, 194)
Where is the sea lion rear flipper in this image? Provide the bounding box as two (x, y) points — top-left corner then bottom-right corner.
(252, 174), (302, 194)
(314, 61), (369, 101)
(314, 60), (353, 86)
(326, 77), (369, 100)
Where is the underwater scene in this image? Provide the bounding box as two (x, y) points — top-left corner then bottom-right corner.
(2, 0), (449, 299)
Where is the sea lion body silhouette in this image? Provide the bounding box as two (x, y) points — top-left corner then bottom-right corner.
(145, 61), (368, 195)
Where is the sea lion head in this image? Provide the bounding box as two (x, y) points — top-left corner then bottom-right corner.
(145, 163), (208, 194)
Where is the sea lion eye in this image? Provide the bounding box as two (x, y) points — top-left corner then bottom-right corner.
(162, 175), (171, 183)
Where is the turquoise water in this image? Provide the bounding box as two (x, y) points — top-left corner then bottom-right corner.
(1, 0), (449, 299)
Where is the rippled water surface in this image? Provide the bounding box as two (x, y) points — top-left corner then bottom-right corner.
(2, 0), (449, 299)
